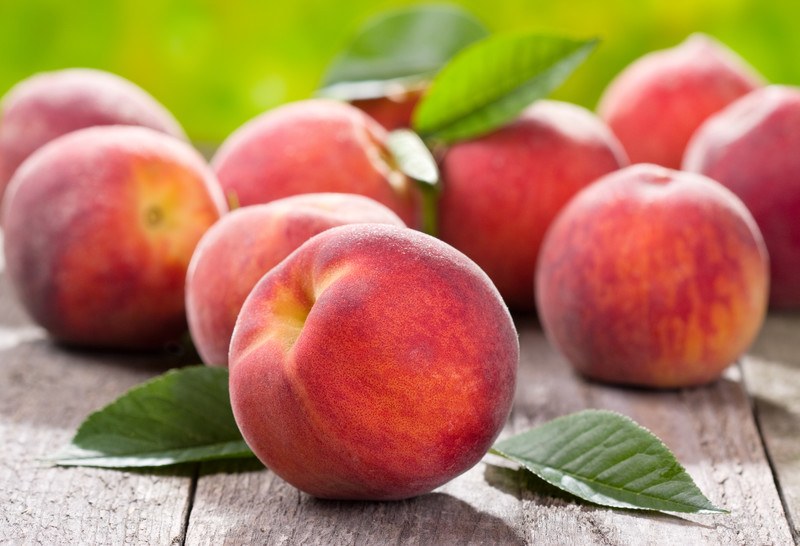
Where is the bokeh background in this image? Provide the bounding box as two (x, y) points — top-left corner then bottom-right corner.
(1, 0), (797, 146)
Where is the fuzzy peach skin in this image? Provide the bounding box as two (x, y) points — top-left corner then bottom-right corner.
(438, 100), (628, 310)
(0, 68), (186, 204)
(351, 86), (424, 131)
(2, 126), (226, 349)
(228, 224), (518, 500)
(536, 164), (769, 388)
(684, 85), (800, 308)
(186, 193), (405, 366)
(212, 99), (422, 228)
(598, 33), (763, 168)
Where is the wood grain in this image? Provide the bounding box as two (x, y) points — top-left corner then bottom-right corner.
(184, 318), (794, 545)
(0, 270), (194, 545)
(742, 313), (800, 542)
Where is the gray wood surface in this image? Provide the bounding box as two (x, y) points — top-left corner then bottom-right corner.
(742, 313), (800, 543)
(1, 251), (797, 545)
(0, 270), (194, 545)
(184, 320), (794, 545)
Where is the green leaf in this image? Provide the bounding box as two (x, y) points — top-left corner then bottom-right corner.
(53, 366), (256, 468)
(413, 33), (598, 143)
(491, 410), (726, 514)
(387, 129), (439, 187)
(319, 5), (489, 100)
(386, 129), (441, 236)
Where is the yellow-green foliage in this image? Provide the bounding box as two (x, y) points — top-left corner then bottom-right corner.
(1, 0), (796, 145)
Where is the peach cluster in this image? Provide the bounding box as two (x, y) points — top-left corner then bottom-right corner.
(0, 68), (187, 205)
(533, 34), (779, 388)
(185, 193), (406, 366)
(0, 29), (788, 498)
(0, 68), (519, 501)
(1, 72), (223, 348)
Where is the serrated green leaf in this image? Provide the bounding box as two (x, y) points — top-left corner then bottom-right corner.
(491, 410), (725, 514)
(413, 33), (598, 143)
(52, 366), (256, 468)
(319, 5), (489, 100)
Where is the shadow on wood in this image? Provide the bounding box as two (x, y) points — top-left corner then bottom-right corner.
(187, 460), (525, 545)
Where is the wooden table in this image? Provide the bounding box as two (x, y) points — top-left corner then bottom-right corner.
(1, 254), (798, 545)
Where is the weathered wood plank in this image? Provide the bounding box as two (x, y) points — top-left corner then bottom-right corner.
(741, 312), (800, 542)
(0, 269), (194, 545)
(185, 319), (794, 545)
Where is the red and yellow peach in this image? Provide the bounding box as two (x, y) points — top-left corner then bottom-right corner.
(2, 126), (226, 349)
(229, 224), (518, 500)
(212, 99), (422, 228)
(598, 33), (763, 168)
(536, 164), (769, 388)
(684, 85), (800, 308)
(438, 100), (628, 310)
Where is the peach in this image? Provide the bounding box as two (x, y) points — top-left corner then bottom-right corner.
(598, 33), (763, 168)
(351, 86), (423, 131)
(186, 193), (405, 367)
(684, 85), (800, 308)
(0, 68), (186, 204)
(228, 224), (518, 500)
(536, 164), (769, 388)
(2, 126), (226, 349)
(437, 100), (628, 310)
(212, 99), (422, 227)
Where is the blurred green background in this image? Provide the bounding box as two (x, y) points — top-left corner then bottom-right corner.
(1, 0), (797, 146)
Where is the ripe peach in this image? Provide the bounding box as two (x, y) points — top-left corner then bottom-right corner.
(536, 164), (769, 388)
(212, 99), (422, 228)
(351, 86), (423, 131)
(0, 68), (186, 204)
(229, 224), (518, 500)
(684, 85), (800, 308)
(2, 126), (226, 349)
(598, 33), (763, 168)
(186, 193), (405, 367)
(437, 100), (628, 310)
